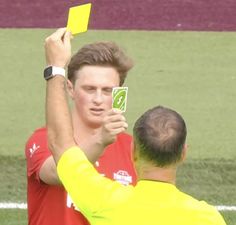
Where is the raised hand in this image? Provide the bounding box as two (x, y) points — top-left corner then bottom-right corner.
(78, 109), (128, 163)
(44, 28), (72, 68)
(100, 109), (128, 146)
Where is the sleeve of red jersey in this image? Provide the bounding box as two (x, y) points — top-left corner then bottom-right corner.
(25, 128), (51, 182)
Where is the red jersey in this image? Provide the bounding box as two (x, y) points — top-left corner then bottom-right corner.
(25, 127), (137, 225)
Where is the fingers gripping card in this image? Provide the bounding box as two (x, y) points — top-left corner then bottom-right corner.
(67, 3), (92, 35)
(112, 87), (128, 112)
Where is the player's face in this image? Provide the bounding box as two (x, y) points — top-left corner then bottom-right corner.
(69, 65), (120, 128)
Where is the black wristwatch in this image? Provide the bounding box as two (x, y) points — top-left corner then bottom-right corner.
(44, 66), (66, 80)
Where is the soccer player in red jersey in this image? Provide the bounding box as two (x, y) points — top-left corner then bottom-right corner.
(25, 39), (137, 225)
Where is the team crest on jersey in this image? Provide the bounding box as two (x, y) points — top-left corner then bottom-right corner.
(113, 170), (132, 185)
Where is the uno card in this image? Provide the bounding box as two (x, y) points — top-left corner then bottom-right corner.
(112, 87), (128, 112)
(66, 3), (92, 35)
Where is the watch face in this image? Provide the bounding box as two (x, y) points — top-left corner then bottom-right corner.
(44, 66), (53, 80)
(44, 66), (65, 80)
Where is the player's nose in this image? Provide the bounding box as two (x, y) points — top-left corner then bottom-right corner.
(92, 91), (103, 104)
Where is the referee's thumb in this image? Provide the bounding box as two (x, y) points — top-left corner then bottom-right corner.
(63, 31), (72, 49)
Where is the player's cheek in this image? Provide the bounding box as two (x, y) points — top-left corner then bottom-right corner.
(107, 96), (113, 108)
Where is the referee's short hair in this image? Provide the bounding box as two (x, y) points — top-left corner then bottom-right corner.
(133, 105), (187, 167)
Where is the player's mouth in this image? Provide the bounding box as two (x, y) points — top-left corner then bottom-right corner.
(90, 108), (104, 115)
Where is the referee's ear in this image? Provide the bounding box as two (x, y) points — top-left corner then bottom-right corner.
(131, 140), (138, 163)
(180, 143), (188, 163)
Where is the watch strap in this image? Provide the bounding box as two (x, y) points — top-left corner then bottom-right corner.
(44, 66), (66, 80)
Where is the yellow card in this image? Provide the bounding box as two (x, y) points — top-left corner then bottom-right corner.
(67, 3), (92, 35)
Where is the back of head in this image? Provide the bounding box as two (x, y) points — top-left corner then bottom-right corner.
(133, 106), (187, 167)
(68, 42), (133, 85)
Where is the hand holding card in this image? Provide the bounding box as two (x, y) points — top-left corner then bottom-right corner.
(66, 3), (92, 35)
(112, 87), (128, 112)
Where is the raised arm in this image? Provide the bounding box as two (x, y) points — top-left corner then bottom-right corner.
(45, 28), (75, 163)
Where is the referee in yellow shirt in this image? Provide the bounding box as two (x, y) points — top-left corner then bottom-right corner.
(44, 28), (226, 225)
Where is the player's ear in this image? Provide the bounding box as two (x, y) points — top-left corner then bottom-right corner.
(67, 79), (75, 99)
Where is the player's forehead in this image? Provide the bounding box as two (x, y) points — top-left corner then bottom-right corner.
(74, 65), (120, 86)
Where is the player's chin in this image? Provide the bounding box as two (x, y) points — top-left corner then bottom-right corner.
(88, 118), (103, 128)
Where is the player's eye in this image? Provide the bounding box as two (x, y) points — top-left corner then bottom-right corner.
(84, 86), (95, 92)
(103, 88), (112, 94)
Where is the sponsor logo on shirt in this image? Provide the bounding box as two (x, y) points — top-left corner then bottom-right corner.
(113, 170), (132, 185)
(29, 143), (40, 157)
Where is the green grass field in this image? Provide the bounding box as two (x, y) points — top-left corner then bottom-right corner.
(0, 29), (235, 225)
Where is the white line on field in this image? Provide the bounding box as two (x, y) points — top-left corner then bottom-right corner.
(0, 202), (27, 209)
(216, 205), (236, 211)
(0, 202), (236, 211)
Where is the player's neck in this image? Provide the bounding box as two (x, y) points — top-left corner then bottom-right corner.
(72, 110), (100, 144)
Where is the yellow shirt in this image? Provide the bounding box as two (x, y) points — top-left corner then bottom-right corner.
(57, 146), (226, 225)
